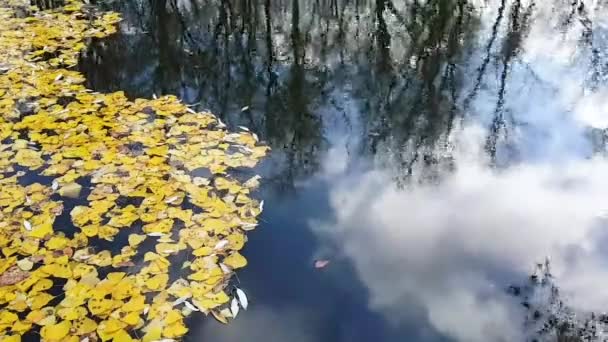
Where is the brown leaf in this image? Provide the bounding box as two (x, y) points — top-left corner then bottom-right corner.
(0, 266), (30, 286)
(62, 247), (74, 258)
(30, 255), (45, 263)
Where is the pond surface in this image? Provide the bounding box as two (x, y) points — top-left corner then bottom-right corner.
(79, 0), (608, 341)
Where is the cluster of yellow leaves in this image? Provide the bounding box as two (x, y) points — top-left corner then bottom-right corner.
(0, 0), (268, 340)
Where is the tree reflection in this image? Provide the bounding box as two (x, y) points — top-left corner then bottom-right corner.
(79, 0), (605, 182)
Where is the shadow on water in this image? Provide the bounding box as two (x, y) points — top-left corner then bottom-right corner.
(77, 0), (608, 341)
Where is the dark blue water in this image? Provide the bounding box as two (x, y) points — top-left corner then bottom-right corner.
(78, 1), (608, 341)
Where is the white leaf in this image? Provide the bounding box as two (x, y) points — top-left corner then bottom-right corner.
(236, 288), (248, 310)
(164, 196), (179, 204)
(259, 200), (264, 212)
(220, 263), (232, 274)
(252, 133), (259, 142)
(214, 240), (229, 250)
(186, 108), (196, 114)
(152, 93), (158, 99)
(172, 296), (188, 306)
(241, 105), (250, 112)
(17, 258), (33, 271)
(184, 301), (199, 312)
(243, 175), (261, 189)
(23, 220), (32, 231)
(51, 180), (59, 191)
(238, 126), (250, 132)
(54, 73), (63, 82)
(147, 232), (164, 237)
(240, 222), (258, 231)
(217, 118), (226, 128)
(231, 297), (240, 318)
(143, 305), (150, 315)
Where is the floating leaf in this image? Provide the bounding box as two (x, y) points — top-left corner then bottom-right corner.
(230, 298), (240, 318)
(16, 258), (33, 271)
(314, 259), (331, 269)
(223, 252), (247, 269)
(40, 320), (71, 340)
(58, 182), (82, 198)
(211, 310), (228, 324)
(235, 288), (248, 310)
(0, 1), (269, 339)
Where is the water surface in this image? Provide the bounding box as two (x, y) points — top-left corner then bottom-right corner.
(79, 1), (608, 341)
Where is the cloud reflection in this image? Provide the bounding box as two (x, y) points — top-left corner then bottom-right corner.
(311, 1), (608, 341)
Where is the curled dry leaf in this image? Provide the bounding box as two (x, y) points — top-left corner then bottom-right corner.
(211, 310), (228, 324)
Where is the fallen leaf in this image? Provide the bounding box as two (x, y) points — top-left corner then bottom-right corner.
(211, 310), (228, 324)
(16, 258), (33, 271)
(235, 288), (248, 310)
(314, 259), (330, 269)
(0, 266), (29, 286)
(230, 298), (239, 318)
(58, 182), (82, 198)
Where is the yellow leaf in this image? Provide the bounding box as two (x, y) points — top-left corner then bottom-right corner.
(87, 297), (114, 316)
(163, 320), (189, 338)
(72, 317), (97, 335)
(57, 306), (87, 320)
(164, 309), (182, 325)
(11, 319), (32, 334)
(28, 292), (53, 310)
(28, 222), (53, 239)
(88, 250), (112, 267)
(112, 329), (135, 342)
(25, 307), (55, 325)
(223, 252), (248, 269)
(227, 232), (245, 250)
(39, 264), (72, 278)
(0, 311), (18, 324)
(58, 182), (82, 198)
(121, 311), (140, 326)
(142, 324), (162, 342)
(122, 295), (145, 312)
(128, 234), (146, 247)
(14, 149), (44, 169)
(30, 278), (53, 294)
(144, 274), (168, 292)
(45, 236), (69, 250)
(40, 320), (71, 340)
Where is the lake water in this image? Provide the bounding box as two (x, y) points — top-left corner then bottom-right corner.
(79, 0), (608, 341)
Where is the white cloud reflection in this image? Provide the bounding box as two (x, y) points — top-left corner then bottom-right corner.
(311, 1), (608, 341)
